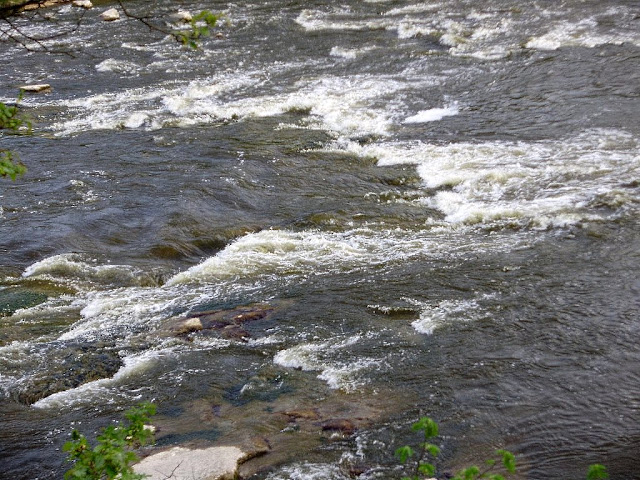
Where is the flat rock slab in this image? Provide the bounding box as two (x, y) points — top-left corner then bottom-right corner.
(20, 84), (51, 93)
(134, 446), (246, 480)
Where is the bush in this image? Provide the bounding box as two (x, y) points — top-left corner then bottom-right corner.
(396, 416), (608, 480)
(63, 402), (156, 480)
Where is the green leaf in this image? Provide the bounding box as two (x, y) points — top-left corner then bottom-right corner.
(395, 445), (415, 464)
(418, 462), (436, 476)
(459, 465), (480, 480)
(586, 464), (609, 480)
(411, 417), (439, 438)
(496, 449), (516, 474)
(424, 442), (441, 457)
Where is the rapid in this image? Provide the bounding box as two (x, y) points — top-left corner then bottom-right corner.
(1, 0), (639, 478)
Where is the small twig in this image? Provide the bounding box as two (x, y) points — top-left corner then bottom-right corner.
(156, 460), (183, 479)
(115, 0), (181, 43)
(0, 6), (85, 55)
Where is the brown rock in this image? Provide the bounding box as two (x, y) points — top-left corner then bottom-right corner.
(221, 325), (250, 341)
(280, 408), (320, 421)
(320, 419), (356, 435)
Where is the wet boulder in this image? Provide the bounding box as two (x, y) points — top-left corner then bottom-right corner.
(166, 303), (278, 341)
(72, 0), (92, 8)
(320, 418), (357, 435)
(174, 317), (203, 335)
(100, 7), (119, 21)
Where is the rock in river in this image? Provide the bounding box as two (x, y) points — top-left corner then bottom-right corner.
(134, 445), (254, 480)
(100, 7), (119, 21)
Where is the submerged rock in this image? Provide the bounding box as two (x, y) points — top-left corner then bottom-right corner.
(320, 418), (357, 435)
(279, 408), (320, 421)
(15, 347), (122, 405)
(134, 445), (251, 480)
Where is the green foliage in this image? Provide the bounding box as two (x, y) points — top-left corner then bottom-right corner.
(0, 150), (27, 180)
(586, 464), (609, 480)
(1, 90), (31, 180)
(396, 416), (516, 480)
(176, 10), (222, 49)
(395, 417), (610, 480)
(0, 90), (31, 132)
(63, 402), (156, 480)
(395, 416), (442, 480)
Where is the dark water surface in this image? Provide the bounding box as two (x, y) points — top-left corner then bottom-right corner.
(1, 0), (639, 478)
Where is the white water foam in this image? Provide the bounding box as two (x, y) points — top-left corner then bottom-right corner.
(265, 463), (349, 480)
(326, 129), (640, 228)
(274, 335), (380, 392)
(95, 58), (141, 75)
(409, 298), (481, 335)
(22, 253), (148, 289)
(404, 104), (458, 123)
(52, 69), (409, 138)
(526, 16), (640, 51)
(329, 46), (372, 59)
(32, 347), (176, 409)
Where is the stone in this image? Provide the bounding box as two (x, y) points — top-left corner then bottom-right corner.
(280, 408), (320, 420)
(100, 7), (120, 21)
(175, 317), (203, 335)
(320, 419), (356, 435)
(220, 324), (250, 341)
(19, 84), (51, 93)
(20, 0), (64, 11)
(133, 446), (247, 480)
(72, 0), (92, 8)
(169, 10), (192, 23)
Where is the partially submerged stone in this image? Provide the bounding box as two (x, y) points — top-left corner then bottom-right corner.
(169, 10), (192, 23)
(72, 0), (92, 8)
(320, 418), (357, 435)
(165, 303), (280, 341)
(100, 7), (119, 21)
(20, 0), (65, 11)
(19, 84), (51, 93)
(134, 445), (247, 480)
(280, 408), (320, 420)
(174, 317), (203, 335)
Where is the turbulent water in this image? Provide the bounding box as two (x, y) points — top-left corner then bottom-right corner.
(1, 0), (639, 478)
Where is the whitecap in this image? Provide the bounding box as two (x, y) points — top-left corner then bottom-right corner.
(404, 104), (458, 123)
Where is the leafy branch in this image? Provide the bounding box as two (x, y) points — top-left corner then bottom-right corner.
(63, 402), (156, 480)
(395, 416), (610, 480)
(395, 417), (441, 480)
(115, 1), (222, 49)
(0, 89), (30, 180)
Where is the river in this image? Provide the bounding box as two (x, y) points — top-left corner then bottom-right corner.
(1, 0), (639, 478)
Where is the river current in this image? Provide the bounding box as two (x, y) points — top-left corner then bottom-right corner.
(1, 0), (639, 478)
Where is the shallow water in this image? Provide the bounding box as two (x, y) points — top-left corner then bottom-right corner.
(1, 0), (640, 478)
